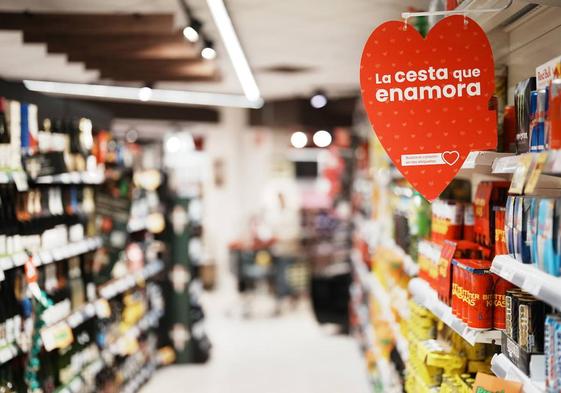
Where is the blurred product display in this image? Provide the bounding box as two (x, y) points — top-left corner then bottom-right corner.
(0, 1), (561, 393)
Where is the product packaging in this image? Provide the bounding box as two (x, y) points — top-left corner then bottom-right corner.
(474, 182), (509, 249)
(514, 77), (537, 153)
(513, 196), (532, 263)
(549, 80), (561, 149)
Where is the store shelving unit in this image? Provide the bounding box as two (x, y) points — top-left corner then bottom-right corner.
(461, 151), (514, 171)
(491, 255), (561, 308)
(381, 239), (419, 277)
(369, 276), (409, 362)
(409, 278), (502, 345)
(0, 237), (102, 273)
(491, 353), (545, 393)
(98, 260), (164, 300)
(33, 170), (105, 185)
(351, 251), (409, 362)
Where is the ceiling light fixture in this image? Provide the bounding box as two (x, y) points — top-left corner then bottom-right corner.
(206, 0), (261, 102)
(201, 40), (217, 60)
(313, 130), (332, 148)
(183, 26), (199, 42)
(290, 131), (308, 149)
(310, 90), (327, 109)
(178, 0), (203, 43)
(23, 80), (264, 109)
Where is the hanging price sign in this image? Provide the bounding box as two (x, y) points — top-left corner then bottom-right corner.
(360, 16), (496, 201)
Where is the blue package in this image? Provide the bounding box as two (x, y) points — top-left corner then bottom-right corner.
(529, 91), (538, 152)
(540, 199), (561, 275)
(528, 197), (540, 265)
(20, 103), (29, 151)
(505, 196), (515, 255)
(514, 197), (532, 263)
(538, 89), (547, 152)
(538, 199), (554, 272)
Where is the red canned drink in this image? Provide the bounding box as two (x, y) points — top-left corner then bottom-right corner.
(461, 259), (494, 330)
(460, 263), (470, 323)
(451, 260), (462, 318)
(493, 276), (515, 330)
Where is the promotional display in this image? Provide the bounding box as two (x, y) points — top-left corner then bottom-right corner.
(352, 4), (561, 388)
(360, 15), (496, 201)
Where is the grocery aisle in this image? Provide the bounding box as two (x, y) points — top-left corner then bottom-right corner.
(142, 291), (370, 393)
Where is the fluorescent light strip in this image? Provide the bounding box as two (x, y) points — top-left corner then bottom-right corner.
(206, 0), (261, 102)
(22, 80), (263, 109)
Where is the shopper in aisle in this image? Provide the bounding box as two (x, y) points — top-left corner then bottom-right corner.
(266, 190), (301, 315)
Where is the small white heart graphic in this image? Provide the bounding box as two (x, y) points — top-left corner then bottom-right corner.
(441, 151), (460, 166)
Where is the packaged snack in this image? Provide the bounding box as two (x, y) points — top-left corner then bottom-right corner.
(514, 77), (537, 153)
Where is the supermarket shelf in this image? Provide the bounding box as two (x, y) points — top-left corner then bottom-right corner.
(409, 278), (502, 346)
(99, 260), (164, 300)
(491, 255), (561, 309)
(0, 236), (103, 274)
(56, 358), (105, 393)
(109, 308), (163, 355)
(455, 0), (538, 33)
(385, 240), (419, 277)
(122, 361), (157, 393)
(0, 171), (26, 185)
(350, 250), (371, 291)
(34, 171), (105, 185)
(127, 217), (148, 233)
(369, 275), (409, 362)
(461, 151), (514, 170)
(491, 354), (544, 393)
(0, 343), (18, 365)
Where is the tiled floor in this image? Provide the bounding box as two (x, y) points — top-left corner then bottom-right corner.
(141, 291), (371, 393)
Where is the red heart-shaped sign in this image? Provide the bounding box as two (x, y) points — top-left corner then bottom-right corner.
(360, 16), (496, 201)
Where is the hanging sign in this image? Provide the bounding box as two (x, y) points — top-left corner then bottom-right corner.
(360, 16), (496, 201)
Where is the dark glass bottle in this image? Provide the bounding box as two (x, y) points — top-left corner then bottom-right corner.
(0, 98), (11, 144)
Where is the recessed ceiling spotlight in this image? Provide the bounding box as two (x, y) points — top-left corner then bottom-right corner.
(183, 26), (199, 42)
(201, 39), (217, 60)
(310, 90), (327, 109)
(313, 130), (332, 147)
(290, 131), (308, 149)
(138, 86), (152, 102)
(183, 18), (202, 42)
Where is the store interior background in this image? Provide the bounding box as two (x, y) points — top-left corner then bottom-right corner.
(1, 0), (561, 392)
(0, 0), (414, 392)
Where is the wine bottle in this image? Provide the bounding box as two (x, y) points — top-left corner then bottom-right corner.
(0, 98), (10, 144)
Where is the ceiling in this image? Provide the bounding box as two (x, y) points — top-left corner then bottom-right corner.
(0, 0), (428, 100)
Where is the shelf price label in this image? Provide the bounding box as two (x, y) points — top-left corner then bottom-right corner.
(521, 277), (541, 297)
(41, 321), (73, 352)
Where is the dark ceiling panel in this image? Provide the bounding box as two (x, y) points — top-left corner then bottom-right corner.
(249, 97), (358, 128)
(1, 12), (220, 83)
(0, 12), (174, 34)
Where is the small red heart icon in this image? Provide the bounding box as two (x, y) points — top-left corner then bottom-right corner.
(442, 151), (459, 166)
(360, 16), (496, 201)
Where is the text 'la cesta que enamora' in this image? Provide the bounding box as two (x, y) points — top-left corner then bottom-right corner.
(373, 67), (483, 103)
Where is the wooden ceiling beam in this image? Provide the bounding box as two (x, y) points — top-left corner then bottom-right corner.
(95, 61), (216, 77)
(22, 32), (188, 45)
(82, 58), (206, 70)
(0, 12), (175, 34)
(98, 71), (219, 82)
(48, 42), (199, 59)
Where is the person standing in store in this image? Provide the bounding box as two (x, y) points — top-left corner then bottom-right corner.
(266, 190), (301, 315)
